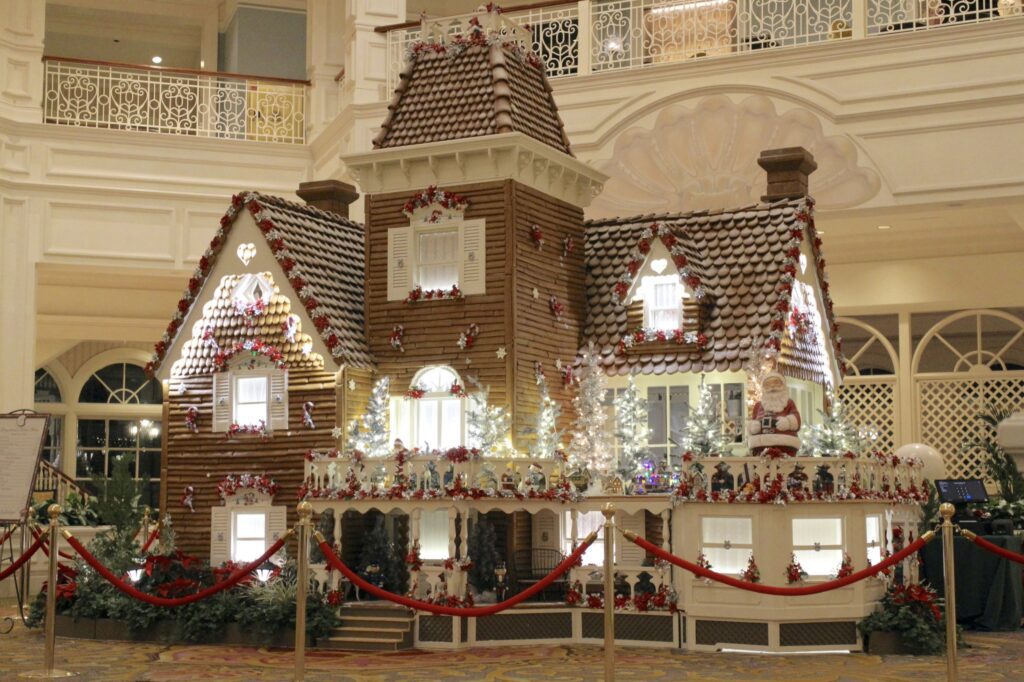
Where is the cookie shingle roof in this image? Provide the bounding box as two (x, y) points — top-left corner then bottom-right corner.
(584, 197), (834, 382)
(373, 42), (572, 155)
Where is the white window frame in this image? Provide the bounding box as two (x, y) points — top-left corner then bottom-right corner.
(231, 509), (268, 563)
(418, 509), (450, 561)
(394, 366), (466, 451)
(700, 516), (753, 576)
(232, 273), (273, 307)
(415, 224), (460, 291)
(866, 514), (883, 565)
(387, 218), (486, 300)
(791, 517), (845, 578)
(233, 371), (271, 427)
(640, 274), (686, 331)
(563, 511), (612, 566)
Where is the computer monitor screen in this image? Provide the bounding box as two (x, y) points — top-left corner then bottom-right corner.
(935, 479), (989, 504)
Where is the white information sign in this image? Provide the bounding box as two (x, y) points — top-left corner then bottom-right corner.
(0, 413), (48, 523)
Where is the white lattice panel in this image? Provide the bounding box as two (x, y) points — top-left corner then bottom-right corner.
(839, 378), (897, 454)
(916, 376), (1024, 480)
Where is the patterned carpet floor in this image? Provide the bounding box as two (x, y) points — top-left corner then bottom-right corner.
(1, 620), (1021, 681)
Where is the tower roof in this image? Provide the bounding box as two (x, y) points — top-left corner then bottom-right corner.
(373, 35), (572, 156)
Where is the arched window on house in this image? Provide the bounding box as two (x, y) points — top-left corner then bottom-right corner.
(76, 362), (163, 507)
(392, 366), (465, 451)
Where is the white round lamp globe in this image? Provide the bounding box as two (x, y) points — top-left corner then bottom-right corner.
(896, 443), (945, 482)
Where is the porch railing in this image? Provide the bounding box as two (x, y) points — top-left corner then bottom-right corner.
(42, 56), (307, 144)
(34, 459), (91, 506)
(383, 0), (1024, 94)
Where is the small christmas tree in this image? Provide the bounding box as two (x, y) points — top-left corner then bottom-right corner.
(467, 517), (501, 593)
(800, 390), (864, 457)
(466, 376), (512, 457)
(614, 377), (648, 480)
(568, 346), (615, 476)
(358, 515), (405, 594)
(349, 377), (391, 457)
(677, 382), (733, 457)
(527, 376), (565, 459)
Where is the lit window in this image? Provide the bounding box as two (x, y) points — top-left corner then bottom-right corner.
(638, 275), (685, 331)
(232, 511), (267, 562)
(866, 515), (883, 565)
(564, 511), (612, 565)
(417, 229), (459, 290)
(398, 366), (464, 451)
(234, 375), (269, 426)
(701, 516), (753, 575)
(792, 517), (844, 576)
(418, 509), (449, 560)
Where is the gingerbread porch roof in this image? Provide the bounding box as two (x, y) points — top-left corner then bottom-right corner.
(147, 192), (372, 376)
(373, 41), (572, 155)
(583, 198), (840, 383)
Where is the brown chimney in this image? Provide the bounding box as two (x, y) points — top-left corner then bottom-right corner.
(296, 179), (359, 218)
(757, 147), (817, 202)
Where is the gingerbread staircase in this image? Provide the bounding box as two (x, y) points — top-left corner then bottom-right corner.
(320, 603), (414, 652)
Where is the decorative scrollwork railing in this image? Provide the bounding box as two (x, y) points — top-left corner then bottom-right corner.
(43, 57), (307, 144)
(384, 0), (1024, 94)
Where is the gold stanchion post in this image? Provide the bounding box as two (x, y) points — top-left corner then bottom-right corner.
(602, 503), (616, 682)
(20, 504), (76, 679)
(939, 502), (958, 682)
(294, 500), (312, 682)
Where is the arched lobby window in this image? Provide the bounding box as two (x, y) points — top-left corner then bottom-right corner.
(34, 368), (64, 465)
(76, 362), (163, 507)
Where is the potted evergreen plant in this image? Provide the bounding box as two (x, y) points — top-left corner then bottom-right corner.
(858, 582), (956, 655)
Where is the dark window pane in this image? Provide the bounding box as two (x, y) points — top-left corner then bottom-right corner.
(136, 379), (162, 405)
(34, 369), (62, 403)
(42, 416), (64, 464)
(77, 420), (106, 448)
(76, 450), (105, 478)
(78, 376), (111, 403)
(108, 420), (138, 448)
(138, 451), (161, 479)
(96, 363), (124, 390)
(139, 421), (162, 448)
(142, 482), (161, 509)
(648, 387), (667, 444)
(109, 452), (137, 477)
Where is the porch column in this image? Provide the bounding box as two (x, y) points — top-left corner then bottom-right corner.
(0, 0), (45, 123)
(447, 506), (457, 559)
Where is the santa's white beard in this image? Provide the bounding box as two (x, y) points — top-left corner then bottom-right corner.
(761, 388), (789, 414)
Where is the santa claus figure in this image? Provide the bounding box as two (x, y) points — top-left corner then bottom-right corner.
(747, 371), (802, 455)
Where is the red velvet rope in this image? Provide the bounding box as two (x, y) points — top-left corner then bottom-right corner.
(317, 534), (596, 617)
(0, 523), (20, 547)
(970, 534), (1024, 566)
(0, 532), (47, 582)
(625, 532), (932, 596)
(65, 533), (288, 607)
(31, 527), (75, 561)
(140, 529), (160, 554)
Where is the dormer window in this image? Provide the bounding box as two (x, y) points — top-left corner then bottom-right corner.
(212, 358), (288, 433)
(232, 273), (273, 311)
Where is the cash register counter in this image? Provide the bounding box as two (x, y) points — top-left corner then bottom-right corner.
(921, 534), (1023, 631)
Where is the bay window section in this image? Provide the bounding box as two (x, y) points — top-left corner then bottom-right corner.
(866, 515), (883, 565)
(418, 509), (450, 560)
(792, 517), (844, 576)
(701, 516), (753, 575)
(564, 511), (609, 566)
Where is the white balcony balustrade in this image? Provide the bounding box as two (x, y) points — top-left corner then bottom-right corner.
(43, 57), (307, 144)
(384, 0), (1024, 94)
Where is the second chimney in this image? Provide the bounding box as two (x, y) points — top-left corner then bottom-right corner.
(297, 179), (359, 219)
(757, 147), (817, 202)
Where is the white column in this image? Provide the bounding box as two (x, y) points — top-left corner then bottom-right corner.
(660, 509), (670, 550)
(306, 0), (349, 139)
(0, 196), (35, 412)
(851, 0), (868, 39)
(346, 0), (406, 107)
(576, 1), (591, 76)
(0, 0), (45, 123)
(898, 312), (914, 445)
(447, 505), (457, 559)
(200, 10), (219, 71)
(570, 509), (579, 546)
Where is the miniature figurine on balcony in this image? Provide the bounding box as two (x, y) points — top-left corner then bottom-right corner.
(711, 461), (735, 493)
(813, 463), (834, 495)
(501, 462), (520, 491)
(748, 371), (803, 455)
(786, 463), (809, 493)
(522, 463), (546, 493)
(478, 462), (498, 490)
(423, 460), (441, 491)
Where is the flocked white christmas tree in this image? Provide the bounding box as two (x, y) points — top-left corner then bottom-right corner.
(568, 345), (615, 476)
(800, 390), (864, 457)
(466, 376), (514, 457)
(348, 376), (391, 457)
(614, 376), (648, 480)
(528, 376), (565, 459)
(678, 382), (733, 457)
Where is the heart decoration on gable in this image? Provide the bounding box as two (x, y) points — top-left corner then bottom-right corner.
(236, 243), (256, 267)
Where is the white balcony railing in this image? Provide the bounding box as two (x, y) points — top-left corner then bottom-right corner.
(43, 57), (307, 144)
(384, 0), (1024, 93)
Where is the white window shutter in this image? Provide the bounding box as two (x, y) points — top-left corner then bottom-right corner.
(459, 219), (486, 295)
(269, 370), (288, 431)
(212, 373), (232, 432)
(387, 226), (413, 301)
(210, 506), (230, 566)
(267, 506), (288, 546)
(617, 511), (645, 566)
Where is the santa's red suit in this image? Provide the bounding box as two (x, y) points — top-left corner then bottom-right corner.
(748, 399), (802, 454)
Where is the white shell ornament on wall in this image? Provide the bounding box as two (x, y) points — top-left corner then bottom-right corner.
(236, 242), (257, 266)
(588, 94), (881, 219)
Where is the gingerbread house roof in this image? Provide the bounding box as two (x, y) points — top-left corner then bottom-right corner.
(148, 192), (372, 376)
(583, 197), (840, 384)
(373, 41), (572, 155)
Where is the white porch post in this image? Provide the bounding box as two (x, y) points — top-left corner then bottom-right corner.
(346, 0), (406, 107)
(898, 312), (914, 445)
(448, 506), (457, 559)
(0, 196), (35, 413)
(306, 0), (348, 139)
(0, 0), (45, 123)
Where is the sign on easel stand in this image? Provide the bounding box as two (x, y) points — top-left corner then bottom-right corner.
(0, 412), (49, 524)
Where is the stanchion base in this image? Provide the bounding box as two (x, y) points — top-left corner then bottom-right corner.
(18, 670), (77, 678)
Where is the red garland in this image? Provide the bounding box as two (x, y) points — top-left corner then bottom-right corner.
(405, 285), (463, 303)
(402, 185), (468, 220)
(216, 473), (279, 499)
(212, 339), (286, 372)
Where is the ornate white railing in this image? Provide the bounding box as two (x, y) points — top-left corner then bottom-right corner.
(43, 57), (307, 144)
(384, 0), (1024, 93)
